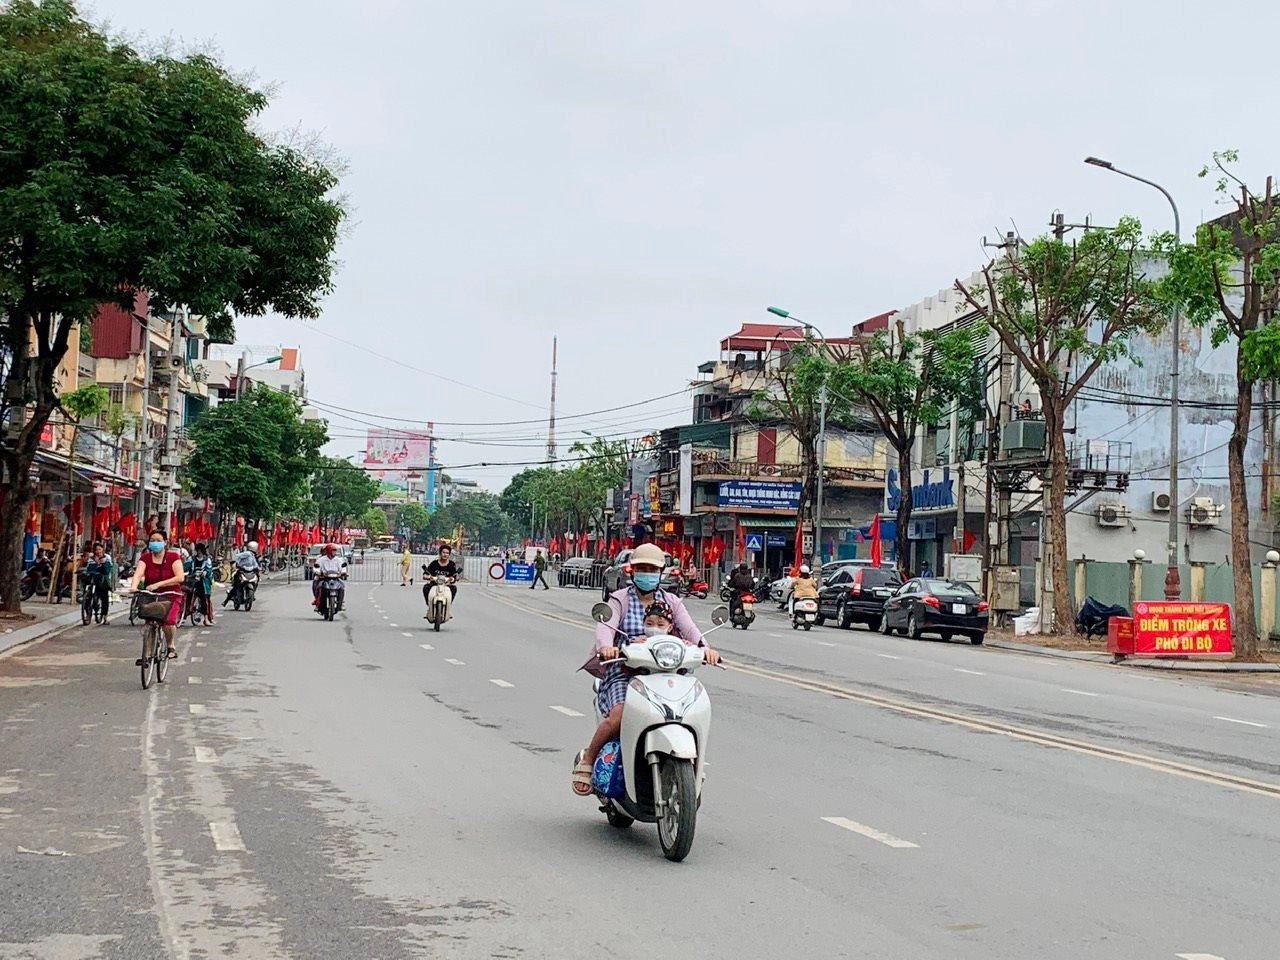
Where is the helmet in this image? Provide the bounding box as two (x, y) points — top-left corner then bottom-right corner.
(630, 543), (666, 569)
(180, 548), (191, 560)
(799, 564), (811, 575)
(322, 543), (337, 557)
(247, 541), (259, 554)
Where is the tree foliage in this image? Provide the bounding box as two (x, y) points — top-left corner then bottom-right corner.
(1156, 150), (1280, 658)
(359, 507), (388, 538)
(393, 501), (431, 538)
(310, 457), (379, 531)
(185, 388), (327, 522)
(0, 0), (344, 613)
(955, 218), (1164, 632)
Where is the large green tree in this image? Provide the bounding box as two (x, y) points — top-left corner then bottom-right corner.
(359, 507), (388, 539)
(184, 388), (327, 526)
(955, 218), (1164, 633)
(394, 502), (431, 540)
(500, 467), (556, 533)
(311, 457), (379, 533)
(0, 0), (343, 613)
(1156, 151), (1280, 659)
(833, 319), (979, 571)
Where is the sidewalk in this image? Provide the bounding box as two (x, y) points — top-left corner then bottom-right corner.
(0, 599), (122, 658)
(985, 636), (1280, 672)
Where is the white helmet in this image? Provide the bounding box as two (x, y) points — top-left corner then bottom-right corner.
(180, 548), (191, 560)
(799, 564), (811, 575)
(247, 541), (259, 554)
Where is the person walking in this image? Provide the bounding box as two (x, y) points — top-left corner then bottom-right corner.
(531, 549), (550, 591)
(400, 544), (412, 586)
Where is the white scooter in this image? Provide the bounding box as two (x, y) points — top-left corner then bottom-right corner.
(586, 602), (729, 862)
(425, 575), (453, 631)
(791, 597), (819, 631)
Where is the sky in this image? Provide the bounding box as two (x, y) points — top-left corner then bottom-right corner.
(94, 0), (1276, 492)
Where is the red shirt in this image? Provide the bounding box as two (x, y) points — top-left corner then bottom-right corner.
(141, 549), (182, 591)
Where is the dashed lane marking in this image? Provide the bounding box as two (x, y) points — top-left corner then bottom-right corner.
(189, 704), (206, 715)
(390, 623), (399, 628)
(195, 641), (207, 647)
(955, 668), (985, 675)
(1214, 716), (1268, 729)
(822, 817), (919, 849)
(209, 821), (245, 852)
(402, 632), (414, 638)
(489, 679), (515, 688)
(1176, 954), (1227, 960)
(187, 676), (202, 685)
(194, 746), (218, 764)
(190, 656), (203, 663)
(445, 658), (465, 665)
(419, 644), (434, 651)
(550, 706), (585, 717)
(876, 653), (901, 660)
(1062, 688), (1100, 697)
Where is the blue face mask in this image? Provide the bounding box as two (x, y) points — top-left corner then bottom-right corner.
(632, 571), (661, 593)
(147, 541), (165, 553)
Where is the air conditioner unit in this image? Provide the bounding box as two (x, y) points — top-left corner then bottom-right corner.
(1151, 491), (1172, 512)
(1187, 496), (1222, 527)
(1096, 502), (1130, 528)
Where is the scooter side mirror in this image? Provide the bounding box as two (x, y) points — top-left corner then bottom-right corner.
(591, 602), (613, 624)
(710, 605), (729, 626)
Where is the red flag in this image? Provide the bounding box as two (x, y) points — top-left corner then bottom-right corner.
(869, 513), (882, 566)
(234, 516), (245, 547)
(794, 515), (805, 567)
(27, 501), (40, 535)
(735, 522), (746, 563)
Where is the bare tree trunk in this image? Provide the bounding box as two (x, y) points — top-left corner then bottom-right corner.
(894, 441), (913, 577)
(0, 482), (32, 613)
(1042, 397), (1075, 633)
(1230, 371), (1259, 658)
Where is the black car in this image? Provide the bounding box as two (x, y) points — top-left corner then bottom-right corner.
(882, 578), (988, 644)
(557, 556), (596, 588)
(817, 565), (901, 630)
(600, 549), (680, 599)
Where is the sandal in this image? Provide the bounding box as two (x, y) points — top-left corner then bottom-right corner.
(571, 750), (593, 797)
(166, 648), (178, 659)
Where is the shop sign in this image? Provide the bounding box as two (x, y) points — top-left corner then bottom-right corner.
(885, 466), (955, 513)
(717, 480), (802, 511)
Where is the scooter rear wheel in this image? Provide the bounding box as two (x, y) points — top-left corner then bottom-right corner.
(605, 807), (633, 829)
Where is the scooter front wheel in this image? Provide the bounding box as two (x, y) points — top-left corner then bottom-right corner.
(657, 756), (697, 862)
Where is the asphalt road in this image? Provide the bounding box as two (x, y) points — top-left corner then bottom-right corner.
(2, 576), (1278, 959)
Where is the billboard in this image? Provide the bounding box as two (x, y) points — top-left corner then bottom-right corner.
(717, 480), (802, 511)
(364, 427), (435, 501)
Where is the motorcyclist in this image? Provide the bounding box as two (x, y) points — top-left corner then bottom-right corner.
(421, 543), (459, 618)
(312, 543), (347, 611)
(789, 563), (819, 617)
(727, 562), (754, 619)
(224, 540), (261, 607)
(572, 544), (720, 797)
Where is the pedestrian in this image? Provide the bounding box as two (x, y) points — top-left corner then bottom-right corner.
(401, 544), (412, 586)
(531, 549), (550, 591)
(919, 559), (932, 579)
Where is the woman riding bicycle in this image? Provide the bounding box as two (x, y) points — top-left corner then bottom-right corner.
(129, 530), (185, 663)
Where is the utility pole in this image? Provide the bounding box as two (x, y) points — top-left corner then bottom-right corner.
(813, 381), (828, 568)
(158, 309), (186, 536)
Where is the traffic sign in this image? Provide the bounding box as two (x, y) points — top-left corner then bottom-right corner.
(745, 534), (764, 551)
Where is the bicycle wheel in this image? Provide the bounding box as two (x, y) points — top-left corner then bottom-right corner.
(140, 626), (156, 689)
(129, 594), (139, 625)
(157, 635), (170, 683)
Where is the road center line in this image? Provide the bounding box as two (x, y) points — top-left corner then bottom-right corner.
(1176, 953), (1227, 960)
(445, 658), (465, 665)
(815, 641), (837, 648)
(419, 643), (434, 651)
(187, 676), (202, 685)
(390, 623), (399, 628)
(876, 653), (901, 660)
(194, 746), (218, 764)
(1061, 688), (1099, 697)
(489, 679), (515, 688)
(401, 632), (414, 638)
(550, 705), (585, 717)
(208, 821), (246, 852)
(821, 817), (919, 849)
(189, 704), (206, 715)
(1214, 716), (1268, 728)
(955, 668), (985, 675)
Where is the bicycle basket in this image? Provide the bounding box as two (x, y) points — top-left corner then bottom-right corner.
(140, 600), (171, 622)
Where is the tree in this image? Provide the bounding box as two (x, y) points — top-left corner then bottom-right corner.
(1156, 151), (1280, 659)
(311, 457), (379, 533)
(500, 467), (556, 532)
(360, 507), (388, 539)
(833, 319), (979, 571)
(954, 218), (1164, 632)
(185, 388), (327, 526)
(0, 0), (343, 614)
(394, 502), (431, 540)
(54, 382), (108, 600)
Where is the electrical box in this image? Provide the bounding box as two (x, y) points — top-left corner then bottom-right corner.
(945, 553), (982, 589)
(1001, 420), (1046, 458)
(992, 565), (1022, 612)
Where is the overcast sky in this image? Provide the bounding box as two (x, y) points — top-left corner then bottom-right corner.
(97, 0), (1274, 491)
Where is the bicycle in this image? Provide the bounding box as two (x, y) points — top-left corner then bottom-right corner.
(131, 590), (176, 689)
(184, 577), (209, 626)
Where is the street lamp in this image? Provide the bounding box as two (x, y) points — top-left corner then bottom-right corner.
(766, 307), (828, 568)
(234, 353), (283, 400)
(1084, 156), (1182, 600)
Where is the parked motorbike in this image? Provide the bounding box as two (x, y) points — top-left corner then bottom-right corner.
(20, 557), (70, 601)
(792, 597), (819, 631)
(586, 602), (729, 862)
(675, 573), (709, 600)
(730, 591), (756, 629)
(425, 575), (453, 632)
(317, 573), (345, 621)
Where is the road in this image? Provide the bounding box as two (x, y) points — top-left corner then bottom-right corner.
(2, 575), (1278, 959)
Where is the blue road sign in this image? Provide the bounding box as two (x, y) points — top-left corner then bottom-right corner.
(505, 562), (535, 582)
(744, 534), (764, 551)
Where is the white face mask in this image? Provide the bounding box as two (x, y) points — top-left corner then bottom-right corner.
(643, 625), (670, 638)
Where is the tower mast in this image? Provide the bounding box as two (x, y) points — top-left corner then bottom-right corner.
(546, 336), (558, 464)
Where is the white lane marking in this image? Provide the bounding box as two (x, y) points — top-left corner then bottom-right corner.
(876, 653), (901, 660)
(189, 704), (206, 715)
(822, 817), (919, 849)
(187, 676), (202, 685)
(550, 705), (585, 717)
(195, 641), (207, 647)
(1214, 716), (1268, 729)
(419, 643), (434, 651)
(815, 641), (837, 648)
(445, 658), (465, 665)
(190, 656), (203, 663)
(381, 616), (388, 620)
(769, 633), (788, 639)
(390, 623), (399, 628)
(955, 668), (986, 675)
(489, 679), (515, 688)
(1176, 954), (1227, 960)
(209, 821), (246, 852)
(1062, 688), (1099, 697)
(199, 630), (211, 635)
(402, 632), (414, 638)
(194, 746), (218, 764)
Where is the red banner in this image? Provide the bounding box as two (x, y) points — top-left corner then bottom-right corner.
(1129, 601), (1233, 657)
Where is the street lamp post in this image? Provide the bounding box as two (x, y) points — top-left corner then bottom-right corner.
(767, 306), (829, 568)
(1084, 157), (1182, 600)
(234, 352), (284, 400)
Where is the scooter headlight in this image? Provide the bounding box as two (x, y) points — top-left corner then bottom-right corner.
(651, 640), (685, 669)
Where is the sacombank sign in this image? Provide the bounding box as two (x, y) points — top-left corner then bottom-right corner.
(885, 466), (955, 513)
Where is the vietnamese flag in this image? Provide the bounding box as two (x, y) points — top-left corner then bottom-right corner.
(869, 513), (882, 566)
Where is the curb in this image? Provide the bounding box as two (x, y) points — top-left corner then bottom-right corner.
(986, 638), (1280, 672)
(0, 604), (128, 659)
